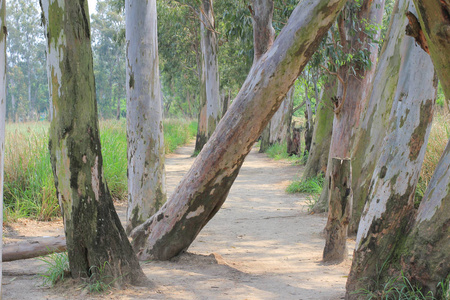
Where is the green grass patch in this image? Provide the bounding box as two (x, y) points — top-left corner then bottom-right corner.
(286, 175), (324, 194)
(265, 142), (305, 165)
(4, 119), (197, 223)
(40, 252), (70, 287)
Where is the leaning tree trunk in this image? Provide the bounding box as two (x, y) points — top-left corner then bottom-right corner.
(303, 81), (314, 156)
(302, 76), (337, 180)
(41, 0), (146, 286)
(130, 0), (347, 261)
(313, 0), (385, 213)
(125, 0), (166, 234)
(345, 2), (437, 297)
(349, 0), (416, 233)
(0, 0), (6, 294)
(194, 0), (221, 152)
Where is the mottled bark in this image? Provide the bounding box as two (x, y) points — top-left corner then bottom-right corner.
(126, 0), (166, 233)
(303, 84), (313, 156)
(0, 0), (6, 294)
(323, 158), (352, 263)
(313, 0), (385, 213)
(401, 140), (450, 296)
(349, 0), (415, 233)
(41, 0), (146, 286)
(346, 2), (437, 297)
(302, 76), (337, 180)
(130, 0), (347, 261)
(413, 0), (450, 98)
(194, 0), (221, 152)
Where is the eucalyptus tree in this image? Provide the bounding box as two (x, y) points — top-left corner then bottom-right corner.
(313, 0), (386, 212)
(0, 0), (6, 292)
(40, 0), (146, 285)
(130, 0), (348, 261)
(346, 0), (447, 296)
(125, 0), (166, 233)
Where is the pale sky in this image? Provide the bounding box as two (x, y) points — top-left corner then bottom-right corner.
(88, 0), (97, 14)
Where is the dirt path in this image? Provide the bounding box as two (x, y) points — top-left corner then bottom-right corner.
(2, 142), (354, 299)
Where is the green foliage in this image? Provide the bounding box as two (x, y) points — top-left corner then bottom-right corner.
(286, 175), (324, 195)
(356, 272), (449, 300)
(40, 252), (70, 287)
(3, 119), (197, 223)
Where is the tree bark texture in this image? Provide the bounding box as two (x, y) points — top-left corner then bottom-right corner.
(251, 0), (275, 62)
(313, 0), (385, 213)
(323, 158), (352, 263)
(349, 0), (421, 233)
(302, 76), (337, 180)
(130, 0), (348, 261)
(346, 2), (437, 297)
(125, 0), (166, 233)
(0, 0), (6, 294)
(412, 0), (450, 99)
(41, 0), (146, 286)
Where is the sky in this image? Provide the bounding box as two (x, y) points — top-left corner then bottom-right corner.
(88, 0), (97, 13)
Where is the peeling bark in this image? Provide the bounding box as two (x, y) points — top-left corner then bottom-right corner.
(130, 0), (347, 261)
(41, 0), (147, 286)
(0, 0), (6, 293)
(350, 0), (417, 233)
(125, 0), (166, 233)
(346, 2), (437, 297)
(323, 158), (352, 263)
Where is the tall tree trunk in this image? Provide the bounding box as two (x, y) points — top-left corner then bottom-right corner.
(270, 87), (294, 145)
(349, 0), (415, 233)
(129, 0), (347, 261)
(194, 0), (221, 152)
(302, 76), (337, 180)
(125, 0), (166, 233)
(0, 0), (6, 294)
(41, 0), (146, 286)
(303, 81), (314, 156)
(313, 0), (385, 213)
(345, 1), (437, 297)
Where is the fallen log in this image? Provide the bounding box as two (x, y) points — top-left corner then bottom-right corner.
(3, 236), (66, 262)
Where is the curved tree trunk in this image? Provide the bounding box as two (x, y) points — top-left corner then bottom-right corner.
(0, 0), (6, 293)
(270, 87), (294, 145)
(130, 0), (347, 261)
(302, 76), (337, 180)
(194, 0), (221, 152)
(125, 0), (166, 233)
(41, 0), (146, 286)
(313, 0), (385, 213)
(345, 2), (437, 297)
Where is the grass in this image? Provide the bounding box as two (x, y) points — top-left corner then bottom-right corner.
(286, 175), (324, 212)
(3, 119), (197, 223)
(416, 112), (450, 202)
(39, 252), (70, 287)
(356, 272), (450, 300)
(265, 142), (305, 165)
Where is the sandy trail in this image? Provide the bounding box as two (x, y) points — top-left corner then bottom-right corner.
(2, 142), (353, 299)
